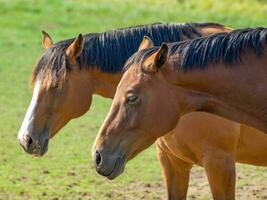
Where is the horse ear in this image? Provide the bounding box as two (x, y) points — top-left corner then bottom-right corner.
(138, 36), (154, 51)
(42, 31), (53, 49)
(66, 34), (84, 59)
(142, 43), (168, 73)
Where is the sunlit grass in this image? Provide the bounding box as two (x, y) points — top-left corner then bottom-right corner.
(0, 0), (267, 199)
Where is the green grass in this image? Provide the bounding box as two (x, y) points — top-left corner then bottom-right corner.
(0, 0), (267, 199)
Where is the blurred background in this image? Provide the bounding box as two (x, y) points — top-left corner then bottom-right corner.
(0, 0), (267, 199)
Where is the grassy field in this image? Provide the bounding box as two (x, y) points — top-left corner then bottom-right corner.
(0, 0), (267, 199)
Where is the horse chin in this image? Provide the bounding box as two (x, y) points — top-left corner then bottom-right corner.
(32, 148), (48, 157)
(106, 157), (126, 180)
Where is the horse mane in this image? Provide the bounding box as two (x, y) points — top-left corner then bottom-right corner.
(31, 22), (225, 88)
(125, 27), (267, 72)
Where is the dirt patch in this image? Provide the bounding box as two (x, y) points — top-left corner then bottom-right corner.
(103, 181), (163, 200)
(103, 165), (267, 200)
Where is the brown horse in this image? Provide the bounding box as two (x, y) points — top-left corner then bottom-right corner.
(156, 112), (267, 199)
(17, 22), (229, 156)
(92, 28), (267, 199)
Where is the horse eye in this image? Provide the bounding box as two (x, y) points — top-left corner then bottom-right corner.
(126, 95), (139, 104)
(49, 84), (59, 91)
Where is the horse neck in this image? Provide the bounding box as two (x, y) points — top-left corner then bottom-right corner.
(90, 68), (123, 99)
(165, 52), (267, 132)
(86, 23), (230, 98)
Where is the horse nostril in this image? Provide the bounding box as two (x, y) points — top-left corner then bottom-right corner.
(95, 151), (102, 167)
(28, 137), (33, 145)
(25, 135), (33, 146)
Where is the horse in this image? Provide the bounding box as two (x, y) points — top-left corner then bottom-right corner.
(156, 112), (267, 200)
(17, 22), (230, 156)
(92, 28), (267, 199)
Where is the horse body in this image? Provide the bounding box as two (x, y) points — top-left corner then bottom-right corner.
(236, 124), (267, 166)
(157, 112), (267, 199)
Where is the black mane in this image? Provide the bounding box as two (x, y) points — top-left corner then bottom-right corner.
(32, 22), (225, 85)
(81, 22), (204, 72)
(125, 27), (267, 72)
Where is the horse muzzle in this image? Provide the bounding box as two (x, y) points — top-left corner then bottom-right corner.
(19, 131), (49, 156)
(93, 150), (126, 180)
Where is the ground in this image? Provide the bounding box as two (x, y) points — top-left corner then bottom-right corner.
(0, 0), (267, 199)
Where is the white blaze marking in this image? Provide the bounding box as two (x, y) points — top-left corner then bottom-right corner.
(18, 81), (41, 141)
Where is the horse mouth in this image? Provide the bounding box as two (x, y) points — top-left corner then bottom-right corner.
(104, 157), (125, 180)
(33, 143), (48, 157)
